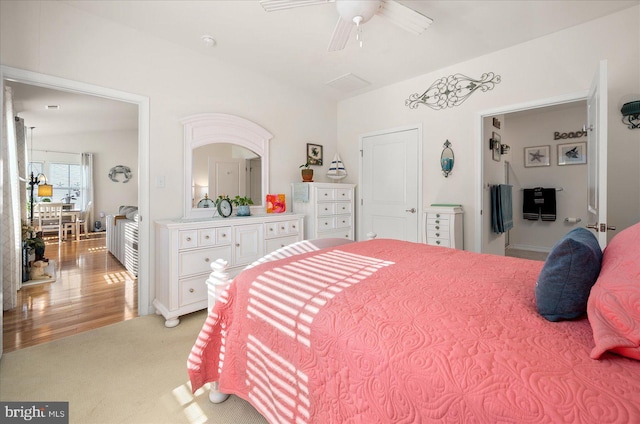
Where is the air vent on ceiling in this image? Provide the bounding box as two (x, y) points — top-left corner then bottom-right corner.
(326, 73), (370, 92)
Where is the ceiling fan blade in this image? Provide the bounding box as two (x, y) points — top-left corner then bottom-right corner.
(327, 17), (353, 51)
(378, 0), (433, 35)
(259, 0), (333, 12)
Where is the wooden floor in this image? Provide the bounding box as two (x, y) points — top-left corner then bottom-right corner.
(2, 233), (138, 353)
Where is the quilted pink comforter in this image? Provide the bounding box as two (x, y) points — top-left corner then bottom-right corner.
(188, 239), (640, 423)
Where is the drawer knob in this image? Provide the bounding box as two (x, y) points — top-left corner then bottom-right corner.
(436, 214), (440, 217)
(435, 220), (440, 224)
(292, 225), (296, 229)
(269, 228), (274, 232)
(435, 226), (440, 230)
(221, 234), (226, 238)
(205, 235), (210, 239)
(186, 237), (192, 241)
(189, 288), (194, 293)
(436, 233), (440, 237)
(280, 226), (285, 230)
(324, 193), (328, 196)
(324, 222), (329, 226)
(436, 240), (441, 245)
(204, 258), (210, 262)
(236, 243), (240, 247)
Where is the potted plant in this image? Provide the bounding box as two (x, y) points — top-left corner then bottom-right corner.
(300, 161), (313, 182)
(232, 195), (254, 216)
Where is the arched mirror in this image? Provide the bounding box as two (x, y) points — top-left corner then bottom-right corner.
(441, 140), (454, 177)
(182, 113), (271, 219)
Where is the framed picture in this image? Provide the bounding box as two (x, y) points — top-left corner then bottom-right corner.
(524, 145), (550, 167)
(558, 142), (587, 165)
(307, 143), (323, 166)
(492, 117), (501, 129)
(492, 132), (501, 162)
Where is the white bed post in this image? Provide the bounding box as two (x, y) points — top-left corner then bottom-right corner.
(206, 259), (232, 403)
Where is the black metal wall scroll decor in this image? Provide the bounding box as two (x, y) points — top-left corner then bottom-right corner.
(405, 72), (502, 110)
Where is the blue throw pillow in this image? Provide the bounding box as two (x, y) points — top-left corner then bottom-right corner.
(535, 228), (602, 321)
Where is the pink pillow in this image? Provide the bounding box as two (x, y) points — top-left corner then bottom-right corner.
(588, 222), (640, 360)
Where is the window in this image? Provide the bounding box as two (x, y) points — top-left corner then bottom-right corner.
(49, 162), (84, 207)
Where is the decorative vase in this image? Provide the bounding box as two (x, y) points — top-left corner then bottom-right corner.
(301, 169), (313, 182)
(237, 205), (251, 216)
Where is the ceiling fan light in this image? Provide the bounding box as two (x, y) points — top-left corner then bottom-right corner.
(336, 0), (381, 24)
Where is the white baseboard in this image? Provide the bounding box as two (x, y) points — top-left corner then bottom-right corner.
(507, 244), (551, 253)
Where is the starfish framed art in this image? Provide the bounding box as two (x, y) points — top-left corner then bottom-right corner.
(524, 145), (550, 168)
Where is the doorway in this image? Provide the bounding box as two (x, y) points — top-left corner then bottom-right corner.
(475, 94), (587, 255)
(1, 66), (150, 354)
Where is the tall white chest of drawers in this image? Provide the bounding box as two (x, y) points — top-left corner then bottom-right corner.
(292, 182), (356, 240)
(154, 213), (304, 327)
(424, 205), (464, 249)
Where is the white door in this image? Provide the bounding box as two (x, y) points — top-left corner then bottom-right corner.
(360, 127), (421, 241)
(586, 60), (611, 248)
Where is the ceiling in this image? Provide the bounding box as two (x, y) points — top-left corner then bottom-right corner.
(6, 0), (638, 137)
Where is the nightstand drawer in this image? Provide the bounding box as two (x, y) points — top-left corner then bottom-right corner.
(427, 229), (449, 239)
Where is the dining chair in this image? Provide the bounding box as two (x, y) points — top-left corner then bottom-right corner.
(35, 202), (65, 241)
(75, 200), (92, 240)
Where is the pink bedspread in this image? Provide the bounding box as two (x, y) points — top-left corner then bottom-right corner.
(188, 239), (640, 423)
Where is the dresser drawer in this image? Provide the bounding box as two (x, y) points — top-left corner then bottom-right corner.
(335, 188), (352, 201)
(335, 215), (351, 229)
(426, 216), (449, 226)
(216, 227), (231, 245)
(317, 188), (335, 201)
(317, 229), (353, 240)
(179, 275), (208, 307)
(266, 235), (300, 253)
(178, 246), (231, 277)
(317, 216), (336, 232)
(198, 228), (216, 246)
(318, 203), (336, 216)
(179, 230), (198, 249)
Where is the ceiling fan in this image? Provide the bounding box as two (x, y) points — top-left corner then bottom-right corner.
(259, 0), (433, 51)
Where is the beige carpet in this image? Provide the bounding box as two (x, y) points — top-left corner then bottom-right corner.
(0, 311), (268, 424)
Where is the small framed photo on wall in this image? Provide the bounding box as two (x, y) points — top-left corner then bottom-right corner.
(524, 145), (550, 167)
(557, 142), (587, 165)
(307, 143), (323, 166)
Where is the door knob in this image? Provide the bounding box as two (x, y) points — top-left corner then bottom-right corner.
(405, 208), (416, 213)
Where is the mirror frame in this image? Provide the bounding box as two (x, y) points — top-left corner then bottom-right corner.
(182, 113), (272, 219)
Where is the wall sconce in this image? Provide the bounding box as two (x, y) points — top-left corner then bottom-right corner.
(621, 101), (640, 129)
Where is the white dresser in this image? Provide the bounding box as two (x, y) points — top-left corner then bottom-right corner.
(424, 205), (464, 249)
(154, 213), (304, 327)
(291, 182), (356, 240)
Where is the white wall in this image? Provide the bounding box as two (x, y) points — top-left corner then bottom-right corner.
(1, 0), (337, 314)
(338, 6), (640, 250)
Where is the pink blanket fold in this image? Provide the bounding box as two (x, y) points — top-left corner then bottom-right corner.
(188, 239), (640, 423)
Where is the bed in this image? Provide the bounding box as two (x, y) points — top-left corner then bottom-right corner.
(188, 223), (640, 423)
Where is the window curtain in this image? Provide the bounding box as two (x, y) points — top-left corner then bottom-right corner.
(81, 152), (94, 228)
(2, 86), (25, 310)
